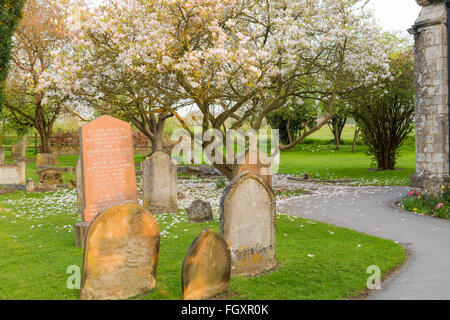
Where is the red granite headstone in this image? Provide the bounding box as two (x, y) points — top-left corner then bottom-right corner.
(79, 115), (138, 223)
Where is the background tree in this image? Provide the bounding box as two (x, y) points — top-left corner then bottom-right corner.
(0, 0), (26, 103)
(267, 99), (318, 145)
(327, 101), (348, 150)
(48, 0), (391, 179)
(351, 49), (415, 170)
(2, 0), (69, 153)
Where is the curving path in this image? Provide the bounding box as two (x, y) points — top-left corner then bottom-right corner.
(277, 184), (450, 300)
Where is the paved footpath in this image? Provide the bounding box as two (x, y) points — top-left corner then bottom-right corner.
(277, 184), (450, 300)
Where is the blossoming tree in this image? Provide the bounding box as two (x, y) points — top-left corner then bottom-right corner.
(45, 0), (392, 178)
(3, 0), (74, 153)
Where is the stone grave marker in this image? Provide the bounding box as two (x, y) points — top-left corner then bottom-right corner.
(11, 137), (26, 160)
(26, 178), (34, 192)
(36, 153), (58, 167)
(0, 148), (5, 165)
(187, 200), (213, 223)
(38, 167), (63, 185)
(233, 149), (273, 187)
(80, 204), (160, 300)
(75, 115), (138, 247)
(220, 172), (276, 276)
(76, 158), (84, 218)
(182, 228), (231, 300)
(0, 162), (26, 184)
(142, 151), (177, 214)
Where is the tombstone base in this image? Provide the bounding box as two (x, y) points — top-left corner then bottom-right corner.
(74, 222), (90, 248)
(231, 247), (277, 277)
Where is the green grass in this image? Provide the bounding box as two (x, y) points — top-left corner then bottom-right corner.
(0, 190), (406, 300)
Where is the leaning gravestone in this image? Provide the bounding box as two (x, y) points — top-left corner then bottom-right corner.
(220, 172), (276, 276)
(80, 204), (160, 300)
(187, 200), (213, 223)
(142, 151), (177, 214)
(182, 228), (231, 300)
(75, 115), (138, 248)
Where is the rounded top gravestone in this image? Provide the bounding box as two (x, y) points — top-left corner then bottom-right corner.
(80, 204), (160, 300)
(219, 172), (276, 276)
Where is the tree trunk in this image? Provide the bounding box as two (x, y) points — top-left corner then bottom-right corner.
(352, 127), (360, 153)
(150, 117), (166, 154)
(38, 129), (52, 153)
(334, 123), (340, 150)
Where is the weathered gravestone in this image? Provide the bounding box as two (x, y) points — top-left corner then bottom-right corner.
(0, 148), (5, 165)
(11, 137), (26, 160)
(0, 162), (26, 184)
(233, 149), (273, 187)
(220, 172), (276, 276)
(26, 178), (34, 192)
(80, 204), (160, 300)
(187, 200), (213, 223)
(182, 228), (231, 300)
(36, 153), (58, 167)
(75, 115), (138, 248)
(76, 158), (83, 218)
(38, 167), (63, 185)
(142, 151), (177, 214)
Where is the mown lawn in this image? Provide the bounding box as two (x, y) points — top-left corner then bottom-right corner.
(0, 190), (406, 300)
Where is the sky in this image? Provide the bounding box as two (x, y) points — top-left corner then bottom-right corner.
(368, 0), (422, 35)
(91, 0), (423, 35)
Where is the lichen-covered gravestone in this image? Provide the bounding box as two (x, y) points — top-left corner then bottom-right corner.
(187, 200), (213, 223)
(38, 168), (63, 185)
(182, 229), (231, 300)
(220, 172), (276, 276)
(142, 151), (177, 214)
(75, 115), (139, 247)
(80, 204), (160, 300)
(36, 153), (58, 167)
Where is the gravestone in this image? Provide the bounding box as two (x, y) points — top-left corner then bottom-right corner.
(187, 200), (213, 223)
(234, 149), (273, 187)
(75, 116), (138, 248)
(0, 162), (26, 184)
(26, 178), (34, 192)
(182, 228), (231, 300)
(220, 172), (276, 276)
(411, 0), (450, 194)
(142, 151), (177, 214)
(80, 204), (160, 300)
(0, 148), (5, 165)
(38, 168), (63, 185)
(36, 153), (58, 167)
(76, 158), (84, 218)
(11, 137), (26, 160)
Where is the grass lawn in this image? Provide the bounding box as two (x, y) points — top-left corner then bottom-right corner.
(0, 190), (406, 300)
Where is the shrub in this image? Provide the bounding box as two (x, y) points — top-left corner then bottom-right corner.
(50, 128), (79, 147)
